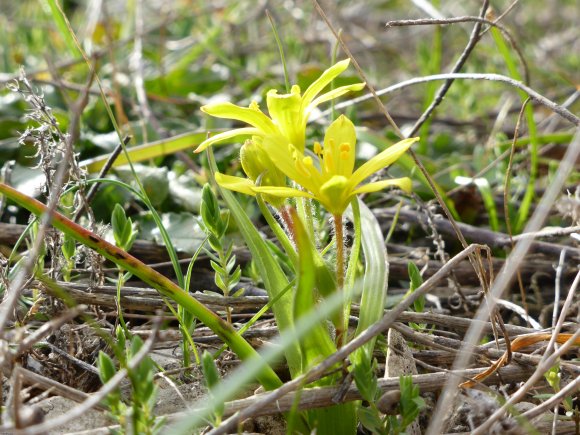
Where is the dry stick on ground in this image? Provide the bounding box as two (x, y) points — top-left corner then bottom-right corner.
(2, 316), (161, 435)
(428, 129), (580, 435)
(392, 322), (580, 376)
(13, 367), (105, 411)
(472, 269), (580, 433)
(90, 365), (536, 435)
(208, 243), (488, 434)
(376, 207), (580, 259)
(0, 70), (92, 333)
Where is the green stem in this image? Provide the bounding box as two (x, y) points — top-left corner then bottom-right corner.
(333, 213), (345, 346)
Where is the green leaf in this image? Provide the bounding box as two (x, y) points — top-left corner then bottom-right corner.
(115, 165), (170, 208)
(98, 351), (117, 384)
(80, 131), (217, 174)
(292, 208), (337, 372)
(61, 234), (76, 260)
(201, 351), (220, 389)
(354, 200), (388, 357)
(201, 351), (224, 421)
(43, 0), (80, 58)
(408, 262), (425, 313)
(351, 349), (377, 403)
(201, 184), (224, 237)
(357, 406), (384, 434)
(130, 335), (144, 360)
(139, 212), (206, 255)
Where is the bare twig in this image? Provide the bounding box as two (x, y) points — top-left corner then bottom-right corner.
(375, 207), (580, 259)
(318, 73), (580, 127)
(385, 15), (529, 84)
(406, 0), (490, 137)
(504, 98), (532, 326)
(428, 129), (580, 435)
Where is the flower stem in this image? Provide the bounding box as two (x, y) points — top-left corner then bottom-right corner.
(279, 206), (296, 243)
(334, 213), (345, 346)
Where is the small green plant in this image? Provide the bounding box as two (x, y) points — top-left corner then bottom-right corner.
(110, 204), (137, 332)
(198, 59), (416, 434)
(540, 364), (574, 415)
(97, 327), (163, 435)
(406, 262), (428, 331)
(199, 184), (241, 323)
(355, 370), (425, 435)
(385, 376), (426, 434)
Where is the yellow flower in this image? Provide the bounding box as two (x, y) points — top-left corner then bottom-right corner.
(251, 115), (418, 215)
(195, 59), (365, 153)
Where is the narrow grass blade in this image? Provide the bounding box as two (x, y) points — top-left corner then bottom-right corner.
(44, 0), (80, 58)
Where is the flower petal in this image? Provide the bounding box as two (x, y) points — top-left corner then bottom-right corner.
(266, 87), (305, 151)
(352, 177), (412, 195)
(349, 137), (419, 188)
(301, 59), (351, 108)
(308, 82), (366, 110)
(323, 115), (357, 177)
(195, 128), (259, 153)
(215, 173), (257, 196)
(252, 185), (315, 200)
(201, 102), (278, 134)
(261, 135), (319, 193)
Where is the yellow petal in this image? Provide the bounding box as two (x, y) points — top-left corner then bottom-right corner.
(215, 173), (257, 196)
(261, 135), (319, 194)
(308, 82), (365, 110)
(252, 185), (315, 200)
(266, 87), (305, 151)
(201, 102), (278, 134)
(323, 115), (357, 177)
(195, 128), (259, 153)
(349, 137), (418, 188)
(352, 177), (412, 195)
(301, 59), (351, 108)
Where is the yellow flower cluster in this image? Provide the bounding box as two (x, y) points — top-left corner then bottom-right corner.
(196, 59), (417, 215)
